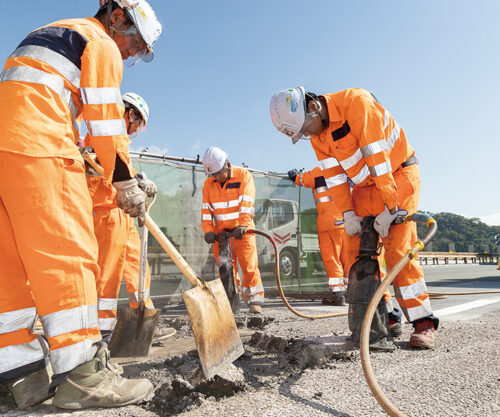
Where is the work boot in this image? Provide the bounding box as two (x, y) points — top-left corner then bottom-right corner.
(409, 319), (436, 349)
(248, 304), (263, 314)
(322, 291), (347, 306)
(52, 344), (153, 409)
(388, 319), (403, 338)
(8, 366), (51, 409)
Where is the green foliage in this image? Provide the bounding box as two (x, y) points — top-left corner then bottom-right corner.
(417, 212), (500, 253)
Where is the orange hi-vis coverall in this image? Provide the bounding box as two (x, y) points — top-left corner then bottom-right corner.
(295, 167), (347, 293)
(310, 88), (433, 323)
(0, 18), (135, 381)
(86, 173), (154, 334)
(201, 166), (264, 305)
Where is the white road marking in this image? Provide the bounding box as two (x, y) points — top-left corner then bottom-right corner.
(434, 297), (500, 317)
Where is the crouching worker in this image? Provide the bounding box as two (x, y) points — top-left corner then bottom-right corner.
(201, 147), (265, 314)
(82, 92), (157, 342)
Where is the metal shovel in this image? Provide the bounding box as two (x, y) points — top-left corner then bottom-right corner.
(145, 215), (244, 379)
(109, 214), (161, 358)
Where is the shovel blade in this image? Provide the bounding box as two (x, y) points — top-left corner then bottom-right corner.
(183, 279), (244, 379)
(108, 307), (160, 358)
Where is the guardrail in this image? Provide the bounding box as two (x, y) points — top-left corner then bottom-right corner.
(418, 252), (500, 265)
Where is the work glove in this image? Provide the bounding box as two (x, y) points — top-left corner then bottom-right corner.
(233, 226), (247, 240)
(287, 169), (299, 183)
(113, 179), (146, 226)
(135, 172), (157, 198)
(374, 206), (408, 238)
(204, 232), (216, 244)
(79, 146), (93, 156)
(342, 210), (363, 237)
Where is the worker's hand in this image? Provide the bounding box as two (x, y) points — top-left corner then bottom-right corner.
(233, 226), (247, 240)
(287, 169), (299, 183)
(204, 232), (216, 244)
(79, 146), (93, 156)
(343, 210), (363, 236)
(135, 172), (157, 197)
(374, 206), (408, 238)
(113, 179), (146, 226)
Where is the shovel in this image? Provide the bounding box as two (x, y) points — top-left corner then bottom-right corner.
(145, 215), (244, 379)
(109, 205), (161, 357)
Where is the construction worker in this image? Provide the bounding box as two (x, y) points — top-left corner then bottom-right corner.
(288, 167), (347, 305)
(201, 147), (265, 314)
(83, 92), (157, 341)
(270, 87), (438, 349)
(0, 0), (162, 410)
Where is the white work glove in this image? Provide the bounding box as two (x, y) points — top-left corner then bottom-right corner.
(374, 206), (408, 238)
(135, 172), (157, 197)
(113, 179), (146, 226)
(343, 210), (363, 236)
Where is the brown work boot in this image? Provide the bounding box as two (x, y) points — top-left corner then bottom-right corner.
(52, 344), (153, 409)
(322, 291), (347, 306)
(249, 304), (263, 314)
(7, 365), (52, 409)
(409, 319), (436, 349)
(388, 319), (402, 338)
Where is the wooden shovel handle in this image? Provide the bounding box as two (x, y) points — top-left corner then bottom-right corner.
(144, 213), (199, 288)
(83, 153), (105, 175)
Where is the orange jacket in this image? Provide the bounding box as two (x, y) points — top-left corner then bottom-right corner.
(310, 88), (415, 215)
(201, 166), (256, 234)
(295, 167), (343, 232)
(0, 18), (133, 179)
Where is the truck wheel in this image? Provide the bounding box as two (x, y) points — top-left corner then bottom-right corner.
(279, 249), (298, 278)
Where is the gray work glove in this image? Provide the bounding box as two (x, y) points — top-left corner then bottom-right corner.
(233, 226), (247, 240)
(79, 146), (93, 156)
(204, 232), (216, 244)
(287, 169), (299, 183)
(113, 179), (146, 226)
(135, 172), (157, 198)
(343, 210), (363, 237)
(374, 206), (408, 238)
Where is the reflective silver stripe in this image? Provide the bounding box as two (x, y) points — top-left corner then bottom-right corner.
(0, 338), (47, 374)
(299, 175), (304, 186)
(361, 139), (388, 157)
(331, 287), (345, 293)
(241, 284), (265, 295)
(86, 119), (127, 137)
(10, 45), (81, 88)
(247, 293), (265, 303)
(128, 289), (150, 304)
(369, 161), (392, 177)
(98, 298), (118, 311)
(315, 196), (332, 204)
(40, 304), (98, 338)
(319, 157), (340, 170)
(313, 186), (329, 195)
(202, 214), (212, 221)
(202, 203), (213, 211)
(0, 307), (36, 334)
(213, 199), (239, 209)
(0, 66), (71, 104)
(81, 87), (123, 105)
(350, 165), (370, 184)
(239, 195), (254, 203)
(68, 98), (80, 133)
(50, 338), (97, 374)
(397, 279), (428, 301)
(326, 173), (348, 188)
(387, 123), (401, 150)
(328, 278), (345, 286)
(383, 110), (390, 130)
(340, 149), (363, 171)
(239, 206), (255, 214)
(98, 318), (116, 332)
(214, 212), (239, 221)
(404, 298), (432, 322)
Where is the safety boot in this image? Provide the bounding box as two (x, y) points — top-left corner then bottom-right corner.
(52, 344), (153, 410)
(322, 291), (347, 306)
(8, 365), (51, 409)
(248, 304), (263, 314)
(409, 319), (436, 349)
(388, 319), (403, 338)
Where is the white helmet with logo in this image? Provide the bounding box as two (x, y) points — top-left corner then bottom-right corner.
(270, 86), (307, 144)
(100, 0), (162, 63)
(202, 147), (228, 176)
(122, 92), (149, 126)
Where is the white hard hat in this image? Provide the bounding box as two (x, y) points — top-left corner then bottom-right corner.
(202, 147), (228, 176)
(122, 92), (149, 126)
(102, 0), (162, 63)
(270, 86), (307, 144)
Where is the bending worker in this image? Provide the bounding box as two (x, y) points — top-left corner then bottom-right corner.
(201, 147), (265, 314)
(83, 92), (157, 341)
(270, 87), (438, 349)
(288, 167), (347, 306)
(0, 0), (162, 410)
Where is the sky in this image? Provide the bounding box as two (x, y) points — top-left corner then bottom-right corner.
(1, 1), (499, 223)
